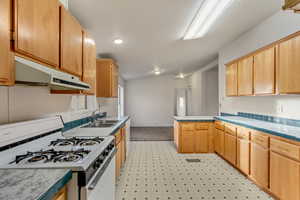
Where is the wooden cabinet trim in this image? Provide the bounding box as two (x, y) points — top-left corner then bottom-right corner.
(225, 123), (237, 136)
(251, 131), (269, 149)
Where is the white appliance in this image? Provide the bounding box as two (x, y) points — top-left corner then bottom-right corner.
(0, 116), (116, 200)
(15, 56), (91, 91)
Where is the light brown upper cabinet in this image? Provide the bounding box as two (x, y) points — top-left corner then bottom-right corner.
(238, 57), (254, 96)
(0, 0), (14, 86)
(254, 47), (276, 95)
(96, 59), (119, 98)
(226, 63), (238, 96)
(278, 34), (300, 94)
(60, 6), (83, 77)
(13, 0), (60, 68)
(82, 31), (96, 95)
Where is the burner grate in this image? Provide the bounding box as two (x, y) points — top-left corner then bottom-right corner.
(49, 137), (104, 147)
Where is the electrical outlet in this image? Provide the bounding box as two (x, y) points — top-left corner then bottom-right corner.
(276, 104), (284, 113)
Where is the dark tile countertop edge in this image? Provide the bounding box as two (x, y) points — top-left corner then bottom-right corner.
(109, 116), (130, 135)
(214, 116), (300, 142)
(37, 170), (72, 200)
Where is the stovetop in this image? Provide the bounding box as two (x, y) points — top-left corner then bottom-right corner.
(49, 137), (104, 147)
(10, 148), (91, 164)
(0, 132), (115, 171)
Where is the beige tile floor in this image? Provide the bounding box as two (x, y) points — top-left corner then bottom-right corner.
(116, 141), (273, 200)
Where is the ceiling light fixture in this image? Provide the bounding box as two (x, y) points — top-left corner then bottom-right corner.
(114, 39), (123, 44)
(154, 71), (161, 75)
(179, 73), (185, 79)
(183, 0), (234, 40)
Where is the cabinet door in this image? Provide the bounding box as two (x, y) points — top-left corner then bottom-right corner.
(115, 143), (122, 179)
(14, 0), (60, 67)
(111, 63), (119, 97)
(195, 130), (208, 153)
(224, 133), (237, 165)
(60, 6), (83, 77)
(226, 63), (238, 96)
(238, 57), (254, 96)
(254, 47), (276, 95)
(214, 129), (224, 156)
(181, 131), (194, 153)
(53, 186), (67, 200)
(237, 138), (250, 175)
(0, 0), (14, 85)
(250, 143), (269, 188)
(82, 31), (96, 95)
(279, 35), (300, 94)
(174, 121), (179, 149)
(270, 152), (300, 200)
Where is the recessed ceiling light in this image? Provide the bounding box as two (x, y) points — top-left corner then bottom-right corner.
(154, 71), (161, 75)
(114, 39), (123, 44)
(183, 0), (234, 40)
(179, 73), (185, 79)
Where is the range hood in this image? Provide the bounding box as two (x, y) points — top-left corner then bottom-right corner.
(283, 0), (300, 12)
(15, 56), (91, 90)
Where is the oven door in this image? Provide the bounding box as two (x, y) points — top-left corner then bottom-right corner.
(81, 150), (116, 200)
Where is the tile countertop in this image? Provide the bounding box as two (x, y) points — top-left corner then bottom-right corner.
(0, 169), (72, 200)
(174, 116), (215, 122)
(215, 116), (300, 142)
(63, 116), (130, 137)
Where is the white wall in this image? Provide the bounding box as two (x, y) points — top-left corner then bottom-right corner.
(188, 60), (219, 116)
(0, 85), (97, 125)
(219, 10), (300, 119)
(125, 75), (188, 127)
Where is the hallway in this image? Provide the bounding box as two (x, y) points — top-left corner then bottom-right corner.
(116, 142), (273, 200)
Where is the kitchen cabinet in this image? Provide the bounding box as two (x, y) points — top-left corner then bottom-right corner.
(174, 121), (214, 153)
(181, 131), (195, 153)
(224, 133), (237, 165)
(237, 127), (250, 175)
(214, 128), (225, 157)
(254, 47), (276, 95)
(238, 56), (254, 96)
(226, 63), (238, 96)
(195, 130), (209, 153)
(121, 126), (126, 165)
(52, 186), (67, 200)
(13, 0), (60, 68)
(250, 135), (269, 188)
(270, 152), (300, 200)
(96, 59), (119, 98)
(82, 31), (96, 95)
(116, 142), (122, 179)
(0, 0), (14, 86)
(278, 34), (300, 94)
(60, 6), (83, 77)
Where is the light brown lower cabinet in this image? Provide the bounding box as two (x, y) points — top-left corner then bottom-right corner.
(116, 142), (122, 179)
(181, 131), (195, 153)
(195, 130), (209, 153)
(224, 133), (237, 165)
(52, 186), (67, 200)
(214, 128), (225, 156)
(270, 152), (300, 200)
(250, 143), (269, 188)
(237, 138), (250, 175)
(174, 121), (214, 153)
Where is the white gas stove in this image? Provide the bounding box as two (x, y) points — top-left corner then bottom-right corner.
(0, 116), (116, 200)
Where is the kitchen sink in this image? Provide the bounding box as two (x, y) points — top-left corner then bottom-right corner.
(81, 120), (120, 128)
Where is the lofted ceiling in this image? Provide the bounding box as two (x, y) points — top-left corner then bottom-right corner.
(69, 0), (281, 80)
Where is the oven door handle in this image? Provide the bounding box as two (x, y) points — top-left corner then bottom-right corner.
(88, 148), (117, 190)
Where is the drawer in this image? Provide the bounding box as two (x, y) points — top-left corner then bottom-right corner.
(115, 129), (121, 145)
(270, 138), (300, 161)
(237, 127), (250, 140)
(195, 123), (209, 130)
(225, 123), (237, 136)
(181, 123), (195, 131)
(215, 121), (225, 130)
(251, 131), (269, 149)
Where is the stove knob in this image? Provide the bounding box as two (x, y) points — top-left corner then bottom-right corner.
(94, 162), (100, 169)
(103, 150), (109, 156)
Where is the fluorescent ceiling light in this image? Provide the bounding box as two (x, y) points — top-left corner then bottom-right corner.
(183, 0), (234, 40)
(114, 39), (123, 44)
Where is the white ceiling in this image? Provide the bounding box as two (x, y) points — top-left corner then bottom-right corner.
(69, 0), (282, 80)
